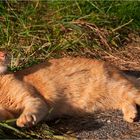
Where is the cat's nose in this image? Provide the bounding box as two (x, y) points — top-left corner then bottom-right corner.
(0, 51), (6, 60)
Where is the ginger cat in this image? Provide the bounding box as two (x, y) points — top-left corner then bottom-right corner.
(0, 52), (140, 127)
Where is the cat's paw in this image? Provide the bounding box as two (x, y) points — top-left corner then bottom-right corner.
(16, 113), (37, 127)
(123, 112), (137, 123)
(123, 104), (137, 123)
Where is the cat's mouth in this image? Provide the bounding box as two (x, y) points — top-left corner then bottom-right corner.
(0, 65), (7, 74)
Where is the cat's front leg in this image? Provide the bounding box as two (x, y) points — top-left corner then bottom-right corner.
(16, 98), (48, 127)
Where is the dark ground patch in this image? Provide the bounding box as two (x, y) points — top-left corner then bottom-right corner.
(48, 109), (140, 139)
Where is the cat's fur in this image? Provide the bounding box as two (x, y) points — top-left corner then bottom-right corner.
(0, 57), (140, 127)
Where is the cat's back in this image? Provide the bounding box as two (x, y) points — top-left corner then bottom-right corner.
(15, 57), (106, 78)
(15, 57), (119, 84)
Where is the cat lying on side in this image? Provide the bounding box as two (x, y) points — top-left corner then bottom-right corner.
(0, 51), (140, 127)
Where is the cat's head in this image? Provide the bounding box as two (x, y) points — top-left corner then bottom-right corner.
(0, 51), (9, 74)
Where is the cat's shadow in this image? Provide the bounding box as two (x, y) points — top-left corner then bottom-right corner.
(46, 108), (140, 137)
(123, 70), (140, 78)
(47, 115), (104, 133)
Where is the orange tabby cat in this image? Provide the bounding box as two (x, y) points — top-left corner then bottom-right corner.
(0, 53), (140, 127)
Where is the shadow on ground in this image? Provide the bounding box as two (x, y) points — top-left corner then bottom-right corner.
(48, 109), (140, 139)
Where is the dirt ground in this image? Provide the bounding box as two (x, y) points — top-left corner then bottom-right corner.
(101, 34), (140, 71)
(47, 35), (140, 140)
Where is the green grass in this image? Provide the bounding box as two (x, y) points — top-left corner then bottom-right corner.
(0, 0), (139, 138)
(0, 118), (76, 139)
(0, 0), (139, 70)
